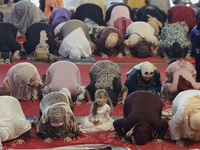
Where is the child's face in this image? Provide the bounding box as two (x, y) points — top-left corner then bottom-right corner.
(95, 93), (107, 106)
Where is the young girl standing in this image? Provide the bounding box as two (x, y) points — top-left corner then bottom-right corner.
(79, 89), (114, 133)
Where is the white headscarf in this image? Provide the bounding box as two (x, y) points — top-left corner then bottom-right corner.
(134, 61), (157, 78)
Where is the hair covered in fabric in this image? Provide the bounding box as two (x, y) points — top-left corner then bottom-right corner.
(134, 61), (156, 78)
(15, 1), (26, 15)
(40, 92), (70, 111)
(190, 110), (200, 131)
(13, 64), (37, 86)
(133, 122), (153, 145)
(184, 95), (200, 136)
(6, 1), (47, 35)
(105, 32), (119, 48)
(49, 107), (66, 124)
(37, 90), (79, 136)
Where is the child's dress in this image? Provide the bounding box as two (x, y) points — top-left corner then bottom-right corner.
(79, 103), (114, 133)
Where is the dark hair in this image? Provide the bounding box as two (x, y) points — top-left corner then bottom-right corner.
(164, 42), (183, 59)
(133, 123), (153, 145)
(92, 89), (113, 115)
(130, 40), (152, 58)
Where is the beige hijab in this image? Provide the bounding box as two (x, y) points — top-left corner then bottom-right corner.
(184, 95), (200, 141)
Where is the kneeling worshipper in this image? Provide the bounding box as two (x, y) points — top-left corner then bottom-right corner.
(0, 96), (31, 144)
(164, 60), (200, 102)
(86, 60), (128, 106)
(58, 19), (94, 50)
(58, 27), (92, 60)
(125, 61), (162, 96)
(158, 23), (192, 64)
(169, 90), (200, 147)
(134, 5), (167, 35)
(124, 21), (159, 58)
(5, 1), (48, 37)
(105, 3), (133, 28)
(73, 3), (106, 44)
(113, 91), (168, 145)
(43, 61), (85, 106)
(95, 26), (125, 59)
(23, 22), (58, 55)
(168, 5), (196, 32)
(74, 3), (105, 26)
(0, 62), (43, 100)
(0, 22), (21, 64)
(79, 0), (107, 20)
(49, 7), (72, 36)
(37, 88), (80, 143)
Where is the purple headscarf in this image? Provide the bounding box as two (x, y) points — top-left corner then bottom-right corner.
(49, 7), (72, 30)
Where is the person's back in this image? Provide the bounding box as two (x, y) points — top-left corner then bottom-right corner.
(45, 61), (81, 96)
(147, 0), (172, 14)
(168, 5), (196, 32)
(23, 22), (57, 55)
(0, 22), (21, 56)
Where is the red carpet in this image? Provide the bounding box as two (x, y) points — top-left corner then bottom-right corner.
(0, 63), (168, 86)
(94, 55), (166, 63)
(3, 128), (200, 150)
(1, 61), (194, 150)
(0, 63), (168, 117)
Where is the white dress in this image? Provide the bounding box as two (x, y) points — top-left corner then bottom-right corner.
(79, 103), (114, 133)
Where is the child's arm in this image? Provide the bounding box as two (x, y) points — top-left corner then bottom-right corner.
(89, 106), (95, 123)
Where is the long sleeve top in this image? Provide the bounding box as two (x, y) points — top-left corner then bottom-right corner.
(114, 91), (168, 139)
(95, 27), (125, 56)
(125, 68), (162, 95)
(169, 90), (200, 140)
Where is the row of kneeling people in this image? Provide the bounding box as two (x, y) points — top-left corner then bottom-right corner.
(0, 1), (199, 64)
(1, 60), (200, 147)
